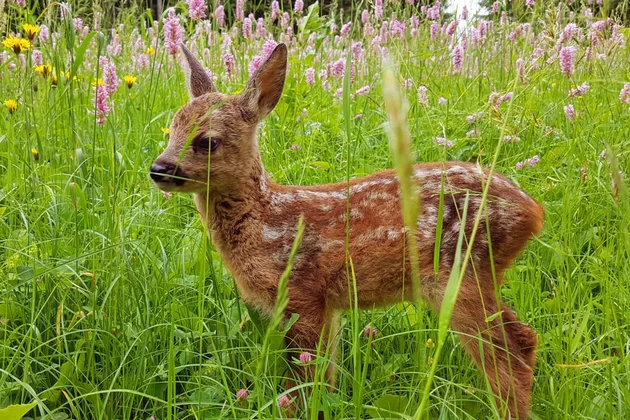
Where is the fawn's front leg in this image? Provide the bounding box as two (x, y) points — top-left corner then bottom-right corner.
(283, 292), (340, 405)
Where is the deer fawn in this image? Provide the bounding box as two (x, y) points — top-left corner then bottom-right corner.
(150, 43), (544, 418)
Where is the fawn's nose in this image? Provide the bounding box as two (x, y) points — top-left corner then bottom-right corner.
(150, 161), (184, 184)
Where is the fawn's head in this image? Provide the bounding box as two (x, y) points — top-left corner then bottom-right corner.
(150, 43), (287, 194)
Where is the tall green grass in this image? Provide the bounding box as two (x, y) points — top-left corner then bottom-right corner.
(1, 1), (630, 419)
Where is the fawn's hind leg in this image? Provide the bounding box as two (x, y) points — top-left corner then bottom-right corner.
(447, 280), (536, 419)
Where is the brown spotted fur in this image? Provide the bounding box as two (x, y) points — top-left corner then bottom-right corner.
(151, 43), (544, 419)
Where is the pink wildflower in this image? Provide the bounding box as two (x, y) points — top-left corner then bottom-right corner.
(248, 56), (263, 76)
(331, 58), (345, 78)
(294, 0), (304, 15)
(355, 85), (370, 96)
(163, 8), (184, 55)
(32, 50), (43, 66)
(362, 10), (369, 24)
(223, 52), (236, 79)
(93, 84), (110, 125)
(502, 135), (521, 143)
(559, 46), (576, 77)
(186, 0), (206, 21)
(39, 25), (50, 42)
(516, 155), (540, 169)
(375, 0), (383, 21)
(430, 22), (439, 40)
(215, 5), (225, 27)
(417, 86), (429, 106)
(340, 22), (352, 37)
(271, 0), (280, 21)
(526, 0), (535, 7)
(262, 40), (278, 60)
(462, 5), (469, 20)
(466, 112), (483, 123)
(569, 82), (590, 97)
(100, 57), (119, 97)
(435, 137), (454, 148)
(364, 325), (378, 340)
(277, 395), (291, 409)
(236, 0), (244, 20)
(242, 17), (253, 39)
(564, 104), (576, 120)
(438, 97), (448, 105)
(492, 1), (499, 13)
(236, 389), (248, 400)
(451, 44), (463, 74)
(299, 352), (313, 364)
(305, 68), (315, 87)
(619, 83), (630, 104)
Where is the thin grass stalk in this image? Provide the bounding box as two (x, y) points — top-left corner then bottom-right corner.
(382, 62), (422, 303)
(255, 215), (305, 418)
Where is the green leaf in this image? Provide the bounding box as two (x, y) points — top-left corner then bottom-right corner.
(311, 161), (331, 170)
(368, 394), (409, 415)
(69, 32), (97, 81)
(485, 310), (504, 323)
(298, 2), (322, 36)
(0, 402), (38, 420)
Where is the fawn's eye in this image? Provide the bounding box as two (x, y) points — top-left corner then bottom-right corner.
(193, 135), (221, 153)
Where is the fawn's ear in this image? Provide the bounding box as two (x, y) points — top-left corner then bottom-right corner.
(179, 43), (216, 99)
(241, 43), (287, 120)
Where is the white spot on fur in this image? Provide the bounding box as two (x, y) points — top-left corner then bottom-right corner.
(262, 225), (294, 242)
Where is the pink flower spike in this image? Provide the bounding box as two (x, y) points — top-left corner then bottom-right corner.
(559, 46), (576, 78)
(186, 0), (207, 21)
(163, 8), (184, 55)
(619, 83), (630, 104)
(564, 104), (576, 121)
(305, 68), (315, 87)
(294, 0), (304, 15)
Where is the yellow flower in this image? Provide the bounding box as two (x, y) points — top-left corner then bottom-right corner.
(23, 24), (40, 40)
(146, 46), (155, 55)
(35, 64), (53, 78)
(426, 338), (434, 348)
(2, 35), (31, 54)
(92, 78), (104, 87)
(551, 82), (557, 87)
(123, 75), (137, 89)
(4, 99), (18, 114)
(160, 127), (170, 135)
(31, 147), (40, 161)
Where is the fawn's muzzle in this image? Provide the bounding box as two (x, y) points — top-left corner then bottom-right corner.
(150, 161), (186, 185)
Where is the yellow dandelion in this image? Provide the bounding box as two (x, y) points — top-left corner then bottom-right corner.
(23, 24), (40, 40)
(123, 75), (137, 89)
(35, 64), (53, 78)
(31, 147), (40, 161)
(4, 99), (18, 114)
(92, 78), (104, 87)
(160, 127), (170, 135)
(2, 35), (31, 55)
(146, 46), (155, 55)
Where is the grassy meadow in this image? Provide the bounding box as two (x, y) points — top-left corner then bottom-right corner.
(1, 0), (630, 418)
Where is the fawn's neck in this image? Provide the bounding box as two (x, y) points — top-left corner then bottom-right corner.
(193, 157), (270, 248)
